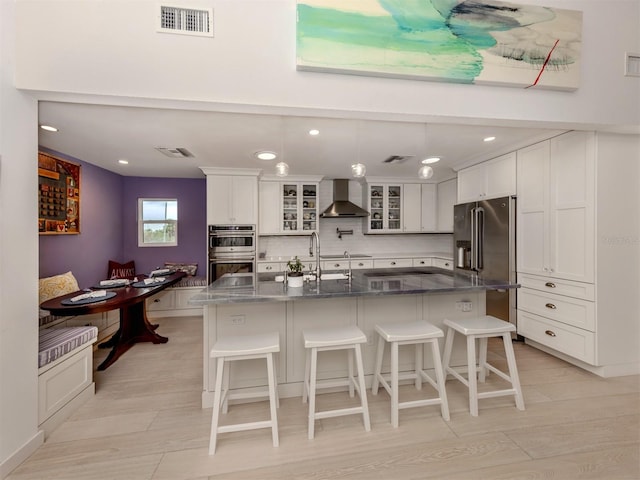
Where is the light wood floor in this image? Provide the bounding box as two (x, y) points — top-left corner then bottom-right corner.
(9, 315), (639, 479)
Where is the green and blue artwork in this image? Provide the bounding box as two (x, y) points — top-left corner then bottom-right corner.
(296, 0), (582, 90)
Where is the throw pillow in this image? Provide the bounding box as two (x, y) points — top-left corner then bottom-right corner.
(108, 260), (136, 279)
(39, 271), (80, 304)
(164, 262), (198, 276)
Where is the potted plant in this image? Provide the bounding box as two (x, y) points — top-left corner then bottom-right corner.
(286, 256), (304, 288)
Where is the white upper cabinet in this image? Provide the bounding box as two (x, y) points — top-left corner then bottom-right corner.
(258, 176), (322, 235)
(402, 183), (422, 232)
(517, 131), (595, 283)
(365, 183), (403, 233)
(420, 183), (437, 232)
(457, 152), (516, 203)
(204, 172), (259, 225)
(436, 179), (456, 232)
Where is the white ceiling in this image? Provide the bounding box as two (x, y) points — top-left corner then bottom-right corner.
(38, 102), (566, 182)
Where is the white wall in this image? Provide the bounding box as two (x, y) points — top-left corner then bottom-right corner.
(0, 1), (43, 477)
(14, 0), (640, 131)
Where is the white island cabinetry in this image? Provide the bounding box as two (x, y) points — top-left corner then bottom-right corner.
(202, 290), (484, 406)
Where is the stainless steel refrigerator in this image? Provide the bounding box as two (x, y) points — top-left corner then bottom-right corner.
(453, 196), (516, 329)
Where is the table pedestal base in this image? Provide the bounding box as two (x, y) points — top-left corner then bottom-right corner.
(97, 302), (168, 370)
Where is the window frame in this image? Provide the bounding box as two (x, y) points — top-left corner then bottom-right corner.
(137, 198), (178, 247)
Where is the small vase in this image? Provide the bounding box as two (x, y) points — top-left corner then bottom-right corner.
(288, 273), (304, 288)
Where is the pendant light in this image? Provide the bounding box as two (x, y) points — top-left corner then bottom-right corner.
(275, 116), (289, 177)
(351, 120), (366, 178)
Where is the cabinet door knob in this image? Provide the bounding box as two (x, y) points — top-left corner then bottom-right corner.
(545, 330), (557, 337)
(154, 299), (160, 303)
(545, 303), (557, 309)
(545, 282), (556, 288)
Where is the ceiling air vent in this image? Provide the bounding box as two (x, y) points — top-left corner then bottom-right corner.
(383, 155), (414, 164)
(155, 147), (195, 158)
(157, 5), (213, 37)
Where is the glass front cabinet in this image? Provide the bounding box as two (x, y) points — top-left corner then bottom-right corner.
(281, 182), (318, 233)
(365, 183), (403, 233)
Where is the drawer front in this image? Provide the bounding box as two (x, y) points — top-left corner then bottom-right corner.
(373, 258), (413, 269)
(518, 273), (595, 301)
(257, 262), (282, 273)
(65, 313), (106, 330)
(432, 258), (453, 270)
(518, 288), (595, 331)
(351, 259), (374, 269)
(146, 290), (175, 311)
(518, 310), (595, 364)
(322, 259), (374, 270)
(413, 258), (433, 267)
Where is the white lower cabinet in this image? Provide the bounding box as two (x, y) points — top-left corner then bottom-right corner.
(146, 287), (205, 318)
(373, 258), (413, 269)
(432, 258), (453, 270)
(322, 259), (373, 271)
(517, 310), (595, 364)
(412, 258), (432, 267)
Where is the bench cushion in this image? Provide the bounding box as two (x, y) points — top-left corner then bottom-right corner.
(172, 275), (207, 288)
(39, 327), (98, 369)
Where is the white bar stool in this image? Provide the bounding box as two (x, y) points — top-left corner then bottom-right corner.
(302, 325), (371, 439)
(208, 332), (280, 455)
(442, 315), (525, 417)
(371, 321), (450, 427)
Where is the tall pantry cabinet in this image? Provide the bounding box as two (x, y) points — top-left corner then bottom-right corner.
(516, 131), (640, 377)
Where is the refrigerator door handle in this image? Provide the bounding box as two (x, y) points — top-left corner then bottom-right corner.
(476, 207), (484, 271)
(470, 207), (477, 270)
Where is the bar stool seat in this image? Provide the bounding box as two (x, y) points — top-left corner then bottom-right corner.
(442, 316), (525, 417)
(208, 332), (280, 455)
(302, 325), (371, 439)
(371, 321), (450, 427)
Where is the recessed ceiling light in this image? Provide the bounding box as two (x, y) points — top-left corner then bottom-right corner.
(421, 157), (440, 164)
(484, 136), (496, 142)
(309, 129), (320, 136)
(40, 125), (58, 132)
(118, 159), (129, 165)
(255, 151), (277, 161)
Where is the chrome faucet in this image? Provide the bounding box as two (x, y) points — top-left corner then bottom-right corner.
(309, 231), (321, 279)
(343, 250), (352, 284)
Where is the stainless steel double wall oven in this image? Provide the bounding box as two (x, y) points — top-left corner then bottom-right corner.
(208, 225), (256, 283)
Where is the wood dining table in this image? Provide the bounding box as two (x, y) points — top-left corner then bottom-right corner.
(40, 272), (186, 370)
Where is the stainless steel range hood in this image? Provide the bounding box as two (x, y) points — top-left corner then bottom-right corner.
(320, 179), (370, 218)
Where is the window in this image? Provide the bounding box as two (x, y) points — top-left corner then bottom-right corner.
(138, 198), (178, 247)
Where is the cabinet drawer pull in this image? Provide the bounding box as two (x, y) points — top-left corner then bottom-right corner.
(390, 261), (396, 265)
(419, 261), (425, 265)
(545, 282), (556, 288)
(266, 266), (272, 270)
(358, 262), (364, 267)
(545, 330), (557, 337)
(545, 303), (557, 309)
(334, 263), (340, 268)
(154, 299), (160, 303)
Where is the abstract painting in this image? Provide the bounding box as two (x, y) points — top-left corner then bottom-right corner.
(296, 0), (582, 90)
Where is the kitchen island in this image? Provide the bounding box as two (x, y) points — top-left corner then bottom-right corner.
(190, 268), (518, 408)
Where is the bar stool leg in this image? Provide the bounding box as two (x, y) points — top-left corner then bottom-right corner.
(308, 347), (318, 439)
(478, 337), (489, 383)
(371, 334), (385, 395)
(222, 358), (231, 414)
(302, 349), (310, 403)
(347, 349), (355, 398)
(466, 335), (479, 417)
(266, 352), (279, 447)
(390, 341), (399, 428)
(209, 357), (226, 455)
(442, 327), (455, 380)
(429, 339), (450, 421)
(502, 332), (525, 411)
(415, 343), (423, 390)
(354, 343), (371, 432)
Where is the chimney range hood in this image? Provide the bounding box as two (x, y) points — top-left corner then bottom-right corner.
(320, 179), (370, 218)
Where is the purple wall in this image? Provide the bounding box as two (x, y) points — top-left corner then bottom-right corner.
(39, 148), (207, 287)
(39, 148), (124, 288)
(122, 176), (207, 276)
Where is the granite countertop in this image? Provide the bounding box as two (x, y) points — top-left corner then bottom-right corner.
(259, 252), (453, 263)
(189, 267), (517, 305)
